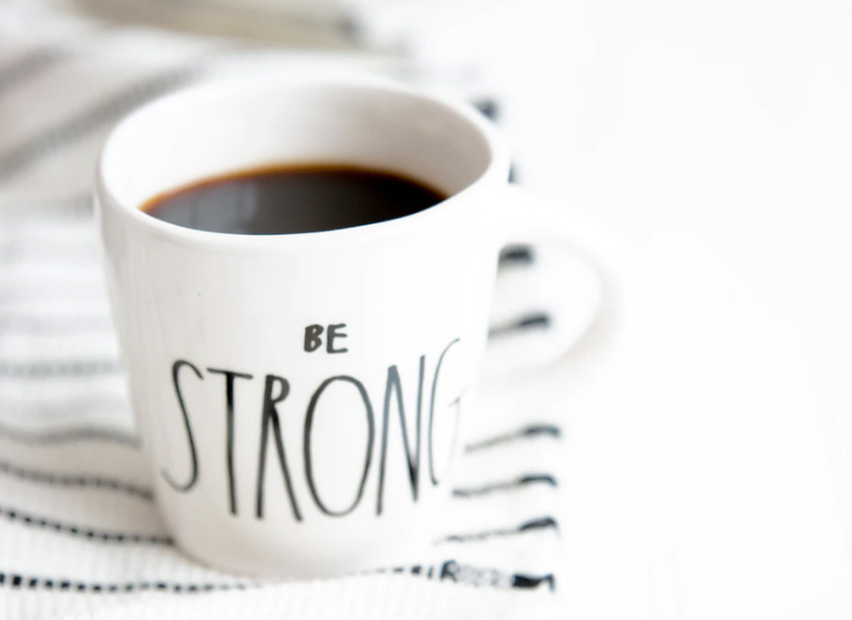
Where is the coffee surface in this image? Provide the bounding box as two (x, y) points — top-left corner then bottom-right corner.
(142, 164), (446, 234)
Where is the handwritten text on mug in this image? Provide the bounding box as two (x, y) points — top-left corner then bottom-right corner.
(162, 335), (462, 521)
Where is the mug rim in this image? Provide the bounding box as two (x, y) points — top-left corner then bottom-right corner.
(95, 73), (510, 248)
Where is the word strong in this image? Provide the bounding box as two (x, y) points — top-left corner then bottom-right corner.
(163, 337), (462, 522)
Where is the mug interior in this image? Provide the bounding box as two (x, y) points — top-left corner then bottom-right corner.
(100, 76), (496, 218)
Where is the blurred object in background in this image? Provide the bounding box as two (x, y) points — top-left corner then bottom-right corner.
(0, 0), (511, 206)
(66, 0), (527, 119)
(68, 0), (359, 47)
(64, 0), (530, 61)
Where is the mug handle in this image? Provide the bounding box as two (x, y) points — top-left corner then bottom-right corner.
(481, 184), (630, 384)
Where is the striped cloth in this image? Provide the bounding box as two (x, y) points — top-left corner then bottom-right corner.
(0, 2), (568, 618)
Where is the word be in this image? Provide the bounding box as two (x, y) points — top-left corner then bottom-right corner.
(303, 323), (348, 353)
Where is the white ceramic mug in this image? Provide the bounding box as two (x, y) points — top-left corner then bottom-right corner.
(96, 75), (625, 578)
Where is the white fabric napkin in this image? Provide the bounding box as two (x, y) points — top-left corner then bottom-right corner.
(0, 2), (568, 618)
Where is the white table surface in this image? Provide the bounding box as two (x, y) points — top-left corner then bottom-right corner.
(471, 0), (852, 617)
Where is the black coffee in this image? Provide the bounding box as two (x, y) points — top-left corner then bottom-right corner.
(141, 164), (446, 235)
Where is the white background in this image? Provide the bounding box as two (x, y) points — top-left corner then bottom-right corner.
(409, 0), (852, 617)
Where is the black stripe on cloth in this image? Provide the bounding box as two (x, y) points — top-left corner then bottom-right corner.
(509, 164), (519, 183)
(0, 358), (120, 377)
(0, 562), (553, 593)
(463, 423), (562, 454)
(488, 312), (551, 338)
(498, 244), (534, 265)
(0, 419), (139, 447)
(0, 458), (151, 499)
(511, 573), (556, 591)
(0, 464), (554, 504)
(452, 474), (558, 498)
(0, 572), (249, 593)
(473, 99), (499, 122)
(436, 560), (556, 592)
(438, 516), (559, 543)
(0, 46), (71, 97)
(0, 65), (205, 179)
(0, 504), (171, 544)
(0, 314), (113, 334)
